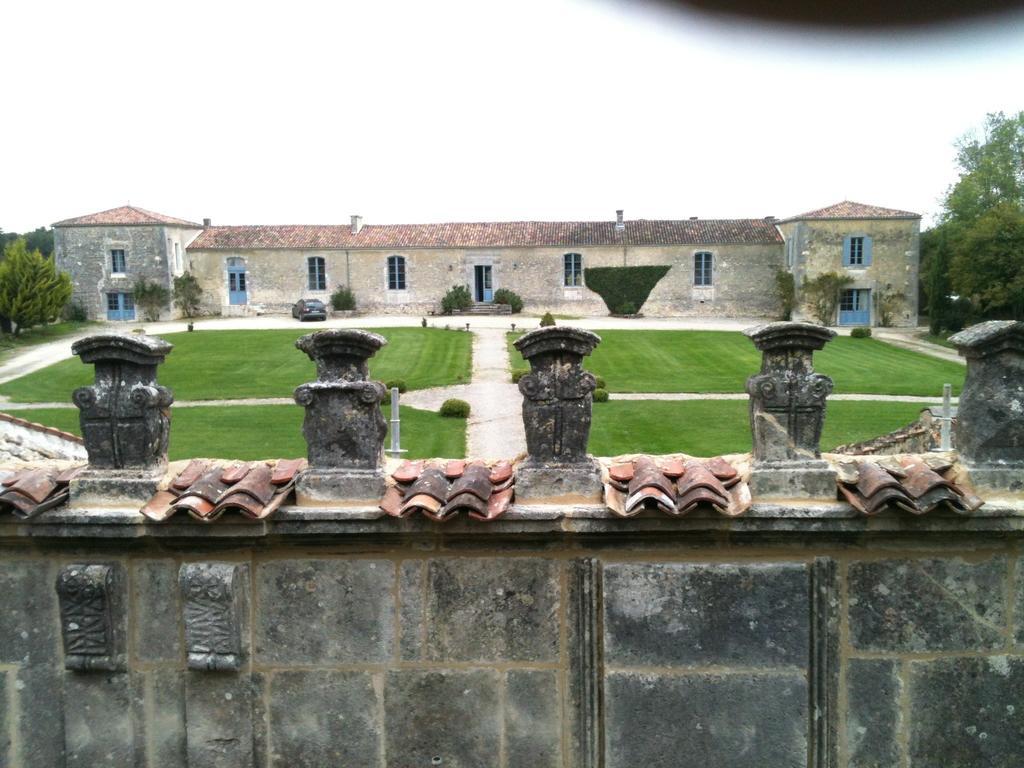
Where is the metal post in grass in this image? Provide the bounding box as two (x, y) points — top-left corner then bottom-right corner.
(388, 386), (407, 458)
(940, 383), (952, 451)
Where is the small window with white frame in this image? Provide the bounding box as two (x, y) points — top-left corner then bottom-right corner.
(110, 249), (126, 274)
(694, 251), (713, 286)
(387, 255), (407, 290)
(564, 253), (583, 287)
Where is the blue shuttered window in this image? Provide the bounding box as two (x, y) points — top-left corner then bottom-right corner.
(843, 236), (872, 267)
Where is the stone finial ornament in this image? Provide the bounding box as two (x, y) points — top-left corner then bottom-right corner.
(180, 563), (250, 671)
(69, 334), (174, 504)
(950, 320), (1024, 490)
(72, 334), (174, 469)
(513, 326), (603, 501)
(744, 322), (837, 497)
(293, 329), (388, 502)
(56, 563), (126, 671)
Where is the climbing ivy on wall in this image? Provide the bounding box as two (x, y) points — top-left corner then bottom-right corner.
(582, 265), (671, 315)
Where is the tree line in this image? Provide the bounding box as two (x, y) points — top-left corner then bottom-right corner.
(922, 111), (1024, 333)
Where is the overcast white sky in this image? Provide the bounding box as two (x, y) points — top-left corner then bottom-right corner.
(3, 0), (1024, 232)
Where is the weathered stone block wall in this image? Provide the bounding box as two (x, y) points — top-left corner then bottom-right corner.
(778, 218), (920, 327)
(186, 242), (784, 318)
(1, 522), (1021, 767)
(55, 225), (202, 321)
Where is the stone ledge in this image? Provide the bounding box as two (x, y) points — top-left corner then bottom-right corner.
(2, 501), (1023, 539)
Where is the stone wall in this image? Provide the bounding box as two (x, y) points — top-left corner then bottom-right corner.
(185, 243), (784, 318)
(0, 522), (1022, 768)
(54, 224), (202, 321)
(777, 218), (920, 327)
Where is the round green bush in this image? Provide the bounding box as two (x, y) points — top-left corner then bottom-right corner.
(493, 288), (524, 313)
(850, 327), (872, 338)
(539, 311), (556, 327)
(384, 379), (407, 393)
(592, 388), (609, 402)
(330, 286), (356, 311)
(441, 285), (473, 314)
(439, 398), (471, 418)
(593, 374), (606, 389)
(511, 369), (529, 383)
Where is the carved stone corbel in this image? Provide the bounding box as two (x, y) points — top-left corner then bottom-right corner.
(56, 563), (126, 671)
(180, 562), (250, 672)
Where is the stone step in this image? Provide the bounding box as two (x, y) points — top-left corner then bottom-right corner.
(456, 303), (512, 315)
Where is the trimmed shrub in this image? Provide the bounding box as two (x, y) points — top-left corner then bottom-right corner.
(539, 311), (556, 327)
(173, 272), (204, 318)
(592, 388), (609, 402)
(440, 398), (471, 418)
(441, 285), (472, 314)
(850, 327), (872, 338)
(331, 285), (357, 311)
(593, 374), (606, 389)
(493, 288), (523, 313)
(775, 270), (796, 321)
(384, 379), (407, 393)
(583, 265), (671, 315)
(511, 368), (529, 383)
(63, 301), (88, 322)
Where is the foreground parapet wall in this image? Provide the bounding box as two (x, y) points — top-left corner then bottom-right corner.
(1, 511), (1024, 768)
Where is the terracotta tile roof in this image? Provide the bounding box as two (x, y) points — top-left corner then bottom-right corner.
(0, 465), (84, 519)
(780, 200), (920, 223)
(603, 455), (751, 517)
(0, 411), (84, 445)
(381, 459), (514, 521)
(141, 458), (305, 522)
(836, 455), (983, 515)
(53, 205), (202, 228)
(188, 218), (783, 250)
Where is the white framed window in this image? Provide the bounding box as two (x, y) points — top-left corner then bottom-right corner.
(564, 253), (583, 287)
(110, 249), (126, 274)
(307, 256), (327, 291)
(694, 251), (713, 286)
(387, 255), (407, 290)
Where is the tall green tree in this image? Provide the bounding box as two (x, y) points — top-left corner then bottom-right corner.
(925, 111), (1024, 328)
(948, 203), (1024, 320)
(0, 239), (73, 335)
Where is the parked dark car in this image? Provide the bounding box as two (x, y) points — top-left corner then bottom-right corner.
(292, 299), (328, 321)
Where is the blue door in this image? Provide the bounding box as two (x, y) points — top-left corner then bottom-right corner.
(474, 265), (493, 302)
(228, 265), (248, 305)
(839, 288), (870, 326)
(106, 292), (136, 321)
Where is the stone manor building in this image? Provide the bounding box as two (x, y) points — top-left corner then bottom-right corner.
(53, 200), (920, 325)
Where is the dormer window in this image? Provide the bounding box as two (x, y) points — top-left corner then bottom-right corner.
(110, 249), (126, 274)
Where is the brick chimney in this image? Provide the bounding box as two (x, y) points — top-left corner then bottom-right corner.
(615, 209), (624, 231)
(350, 215), (363, 234)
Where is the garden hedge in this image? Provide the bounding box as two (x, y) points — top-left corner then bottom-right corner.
(582, 265), (671, 315)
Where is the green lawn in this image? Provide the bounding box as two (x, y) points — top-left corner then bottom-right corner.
(20, 404), (465, 461)
(0, 327), (472, 403)
(589, 400), (929, 457)
(509, 330), (964, 396)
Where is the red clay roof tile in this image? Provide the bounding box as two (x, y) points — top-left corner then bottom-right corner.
(53, 205), (202, 228)
(188, 218), (783, 250)
(781, 200), (919, 222)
